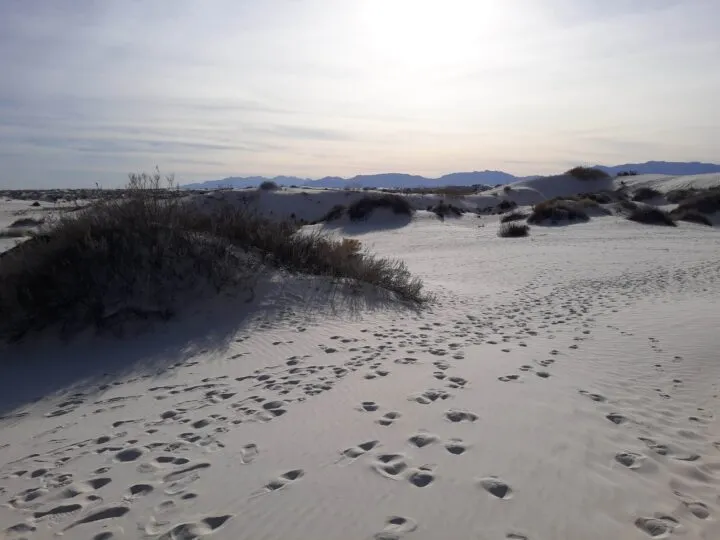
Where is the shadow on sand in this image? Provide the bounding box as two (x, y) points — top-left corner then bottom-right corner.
(0, 275), (422, 416)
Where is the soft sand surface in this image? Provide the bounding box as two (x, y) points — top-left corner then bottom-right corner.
(2, 181), (720, 540)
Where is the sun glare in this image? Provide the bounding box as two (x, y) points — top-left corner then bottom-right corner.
(358, 0), (499, 69)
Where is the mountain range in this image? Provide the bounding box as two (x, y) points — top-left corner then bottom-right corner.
(183, 161), (720, 190)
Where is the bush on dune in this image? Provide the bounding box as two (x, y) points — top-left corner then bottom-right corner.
(498, 223), (530, 237)
(500, 210), (528, 223)
(0, 172), (428, 342)
(674, 188), (720, 214)
(566, 167), (610, 181)
(666, 188), (698, 204)
(429, 201), (464, 220)
(259, 180), (280, 191)
(528, 198), (589, 224)
(670, 209), (713, 226)
(626, 205), (676, 227)
(632, 187), (662, 202)
(347, 194), (414, 221)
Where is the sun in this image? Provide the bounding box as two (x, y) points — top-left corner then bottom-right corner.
(357, 0), (490, 69)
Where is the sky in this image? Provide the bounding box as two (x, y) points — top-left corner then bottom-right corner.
(1, 0), (719, 188)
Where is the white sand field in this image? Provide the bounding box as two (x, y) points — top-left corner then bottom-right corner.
(1, 174), (720, 540)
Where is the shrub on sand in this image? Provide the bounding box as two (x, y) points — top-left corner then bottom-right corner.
(627, 205), (676, 227)
(670, 209), (713, 226)
(430, 202), (464, 220)
(9, 217), (44, 228)
(347, 194), (414, 221)
(500, 210), (528, 223)
(666, 189), (698, 204)
(498, 223), (530, 237)
(566, 167), (610, 181)
(496, 199), (517, 212)
(632, 187), (662, 202)
(674, 188), (720, 214)
(0, 172), (428, 342)
(316, 204), (346, 223)
(528, 199), (589, 224)
(259, 180), (279, 191)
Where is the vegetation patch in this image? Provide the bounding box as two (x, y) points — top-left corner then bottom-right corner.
(429, 202), (464, 220)
(670, 209), (713, 226)
(674, 188), (720, 214)
(0, 172), (428, 342)
(528, 199), (589, 224)
(498, 223), (530, 237)
(500, 210), (528, 223)
(631, 187), (662, 202)
(626, 205), (676, 227)
(566, 167), (610, 181)
(347, 194), (414, 221)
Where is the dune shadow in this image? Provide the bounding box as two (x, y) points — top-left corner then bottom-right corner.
(0, 275), (420, 416)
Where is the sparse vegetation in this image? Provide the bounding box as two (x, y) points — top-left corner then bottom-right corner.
(528, 199), (589, 224)
(671, 209), (713, 226)
(616, 170), (639, 177)
(347, 194), (414, 221)
(498, 223), (530, 237)
(0, 172), (427, 342)
(430, 202), (464, 220)
(316, 204), (346, 223)
(500, 210), (528, 223)
(9, 217), (44, 228)
(566, 167), (610, 181)
(665, 188), (698, 204)
(496, 200), (517, 212)
(259, 180), (280, 191)
(626, 205), (676, 227)
(632, 187), (662, 202)
(673, 187), (720, 214)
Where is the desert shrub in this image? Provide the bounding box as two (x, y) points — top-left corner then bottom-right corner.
(316, 204), (346, 223)
(627, 205), (676, 226)
(9, 217), (44, 228)
(616, 200), (638, 212)
(0, 228), (32, 239)
(0, 172), (427, 342)
(500, 210), (528, 223)
(528, 199), (589, 224)
(674, 188), (720, 214)
(31, 201), (40, 207)
(430, 202), (464, 220)
(259, 180), (279, 191)
(616, 170), (638, 177)
(503, 185), (513, 193)
(671, 209), (712, 226)
(347, 194), (414, 221)
(632, 187), (662, 202)
(498, 223), (530, 237)
(566, 167), (610, 181)
(666, 188), (698, 204)
(578, 191), (614, 204)
(496, 199), (517, 212)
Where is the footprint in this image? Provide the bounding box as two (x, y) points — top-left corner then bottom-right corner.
(498, 375), (520, 383)
(372, 454), (409, 480)
(445, 438), (468, 455)
(162, 462), (211, 483)
(115, 447), (144, 462)
(408, 432), (439, 449)
(634, 516), (678, 537)
(407, 466), (435, 488)
(479, 477), (512, 499)
(578, 390), (606, 402)
(340, 440), (381, 461)
(155, 515), (232, 539)
(614, 452), (645, 469)
(444, 409), (478, 423)
(685, 501), (710, 519)
(240, 444), (259, 464)
(376, 412), (401, 427)
(606, 413), (628, 425)
(374, 515), (418, 540)
(359, 401), (380, 412)
(127, 484), (154, 499)
(262, 470), (304, 492)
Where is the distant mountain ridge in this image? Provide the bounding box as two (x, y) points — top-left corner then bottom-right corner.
(183, 161), (720, 190)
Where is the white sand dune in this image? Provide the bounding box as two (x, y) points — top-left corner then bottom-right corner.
(1, 186), (720, 540)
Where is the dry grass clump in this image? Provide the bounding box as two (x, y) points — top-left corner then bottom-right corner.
(528, 199), (589, 224)
(0, 171), (428, 342)
(674, 188), (720, 214)
(347, 194), (414, 221)
(632, 187), (662, 202)
(566, 167), (610, 181)
(500, 210), (528, 223)
(666, 188), (698, 204)
(259, 180), (280, 191)
(498, 223), (530, 237)
(670, 209), (713, 226)
(429, 201), (464, 220)
(626, 205), (676, 227)
(9, 217), (45, 228)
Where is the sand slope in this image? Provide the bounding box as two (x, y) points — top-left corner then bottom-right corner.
(1, 197), (720, 539)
